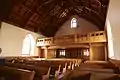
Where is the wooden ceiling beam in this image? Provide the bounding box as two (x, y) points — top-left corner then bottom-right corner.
(0, 0), (109, 37)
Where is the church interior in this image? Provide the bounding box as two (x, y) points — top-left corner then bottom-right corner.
(0, 0), (120, 80)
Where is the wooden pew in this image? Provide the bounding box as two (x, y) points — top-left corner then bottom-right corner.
(0, 66), (35, 80)
(84, 61), (115, 69)
(60, 70), (120, 80)
(5, 63), (50, 80)
(109, 59), (120, 67)
(5, 58), (83, 80)
(75, 67), (114, 73)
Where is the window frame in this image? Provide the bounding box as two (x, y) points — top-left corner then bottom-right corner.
(71, 18), (77, 28)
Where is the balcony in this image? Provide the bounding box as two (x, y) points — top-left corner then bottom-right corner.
(37, 31), (107, 47)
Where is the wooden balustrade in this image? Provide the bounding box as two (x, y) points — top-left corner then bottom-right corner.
(37, 37), (53, 46)
(89, 31), (106, 42)
(37, 31), (107, 46)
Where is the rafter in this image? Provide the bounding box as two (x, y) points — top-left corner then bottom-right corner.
(0, 0), (109, 37)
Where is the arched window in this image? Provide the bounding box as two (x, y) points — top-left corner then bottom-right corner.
(71, 18), (77, 28)
(21, 34), (35, 56)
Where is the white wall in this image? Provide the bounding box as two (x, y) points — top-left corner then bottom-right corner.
(55, 15), (99, 37)
(106, 0), (120, 59)
(0, 22), (44, 57)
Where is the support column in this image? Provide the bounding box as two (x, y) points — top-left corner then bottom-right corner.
(37, 47), (41, 58)
(89, 44), (93, 61)
(105, 43), (108, 61)
(45, 46), (48, 59)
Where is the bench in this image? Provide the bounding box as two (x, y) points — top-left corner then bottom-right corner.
(0, 66), (35, 80)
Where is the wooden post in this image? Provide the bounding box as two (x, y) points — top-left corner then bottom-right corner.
(89, 44), (93, 61)
(37, 47), (41, 58)
(45, 46), (48, 59)
(104, 43), (108, 61)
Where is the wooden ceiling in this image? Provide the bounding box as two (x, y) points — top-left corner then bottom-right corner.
(0, 0), (109, 37)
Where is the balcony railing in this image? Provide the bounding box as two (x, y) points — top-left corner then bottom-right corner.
(37, 31), (107, 46)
